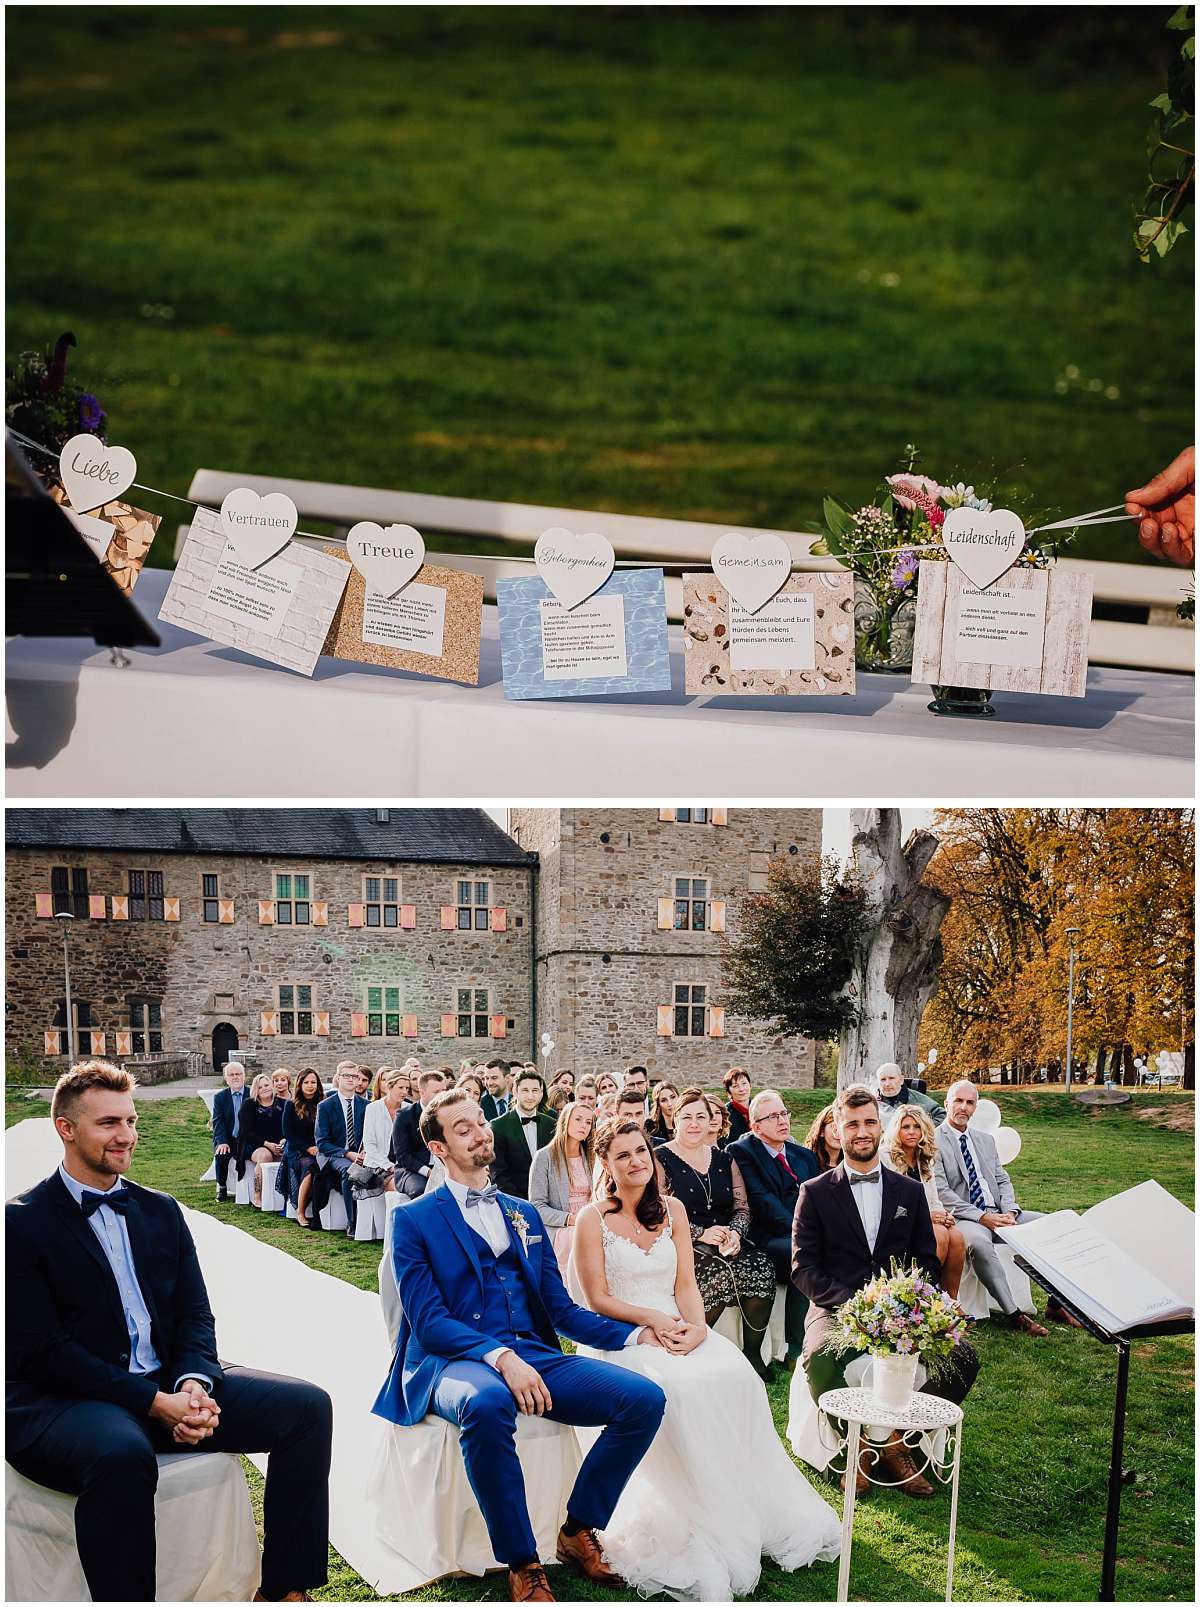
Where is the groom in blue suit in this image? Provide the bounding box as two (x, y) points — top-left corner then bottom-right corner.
(373, 1089), (666, 1604)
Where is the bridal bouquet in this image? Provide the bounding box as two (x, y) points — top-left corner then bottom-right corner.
(830, 1261), (972, 1381)
(812, 447), (1072, 672)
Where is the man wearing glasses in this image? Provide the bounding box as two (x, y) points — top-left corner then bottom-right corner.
(728, 1090), (818, 1376)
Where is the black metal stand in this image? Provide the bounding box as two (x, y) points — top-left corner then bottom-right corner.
(1013, 1257), (1193, 1602)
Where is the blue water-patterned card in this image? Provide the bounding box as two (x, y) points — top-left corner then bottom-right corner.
(497, 568), (672, 699)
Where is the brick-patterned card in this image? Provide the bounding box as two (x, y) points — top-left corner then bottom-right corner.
(320, 546), (484, 684)
(682, 570), (856, 695)
(159, 507), (349, 676)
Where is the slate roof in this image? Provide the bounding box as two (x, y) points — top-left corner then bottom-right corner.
(5, 809), (535, 868)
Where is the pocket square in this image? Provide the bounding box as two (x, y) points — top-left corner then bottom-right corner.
(528, 1234), (543, 1244)
(895, 1205), (908, 1218)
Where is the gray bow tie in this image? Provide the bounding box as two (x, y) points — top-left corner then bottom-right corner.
(465, 1184), (499, 1210)
(848, 1169), (881, 1186)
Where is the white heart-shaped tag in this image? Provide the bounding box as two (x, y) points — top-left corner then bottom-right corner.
(941, 507), (1026, 589)
(710, 530), (792, 613)
(59, 433), (136, 513)
(346, 522), (425, 597)
(534, 526), (615, 610)
(220, 488), (298, 570)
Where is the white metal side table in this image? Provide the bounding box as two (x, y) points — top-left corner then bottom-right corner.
(817, 1387), (964, 1603)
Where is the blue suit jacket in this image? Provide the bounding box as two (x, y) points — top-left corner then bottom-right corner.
(372, 1184), (634, 1426)
(315, 1092), (368, 1165)
(210, 1087), (245, 1150)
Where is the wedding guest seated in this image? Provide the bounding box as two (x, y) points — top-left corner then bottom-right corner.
(803, 1104), (843, 1173)
(722, 1067), (753, 1145)
(283, 1068), (322, 1228)
(616, 1088), (654, 1140)
(210, 1060), (248, 1203)
(706, 1096), (730, 1149)
(547, 1069), (576, 1108)
(271, 1066), (293, 1104)
(491, 1069), (557, 1198)
(574, 1076), (598, 1110)
(529, 1100), (597, 1270)
(369, 1065), (393, 1103)
(792, 1082), (979, 1497)
(457, 1070), (487, 1104)
(353, 1066), (409, 1199)
(935, 1080), (1082, 1337)
(881, 1107), (965, 1297)
(356, 1065), (373, 1100)
(392, 1068), (451, 1198)
(6, 1060), (333, 1603)
(595, 1072), (621, 1104)
(237, 1074), (285, 1207)
(876, 1062), (945, 1127)
(658, 1088), (778, 1380)
(480, 1060), (510, 1121)
(621, 1065), (649, 1112)
(648, 1081), (679, 1144)
(728, 1090), (818, 1373)
(597, 1092), (618, 1122)
(316, 1062), (369, 1234)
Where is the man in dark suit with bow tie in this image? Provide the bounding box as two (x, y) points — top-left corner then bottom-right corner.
(315, 1061), (369, 1233)
(490, 1069), (556, 1199)
(727, 1087), (819, 1373)
(210, 1059), (248, 1201)
(792, 1083), (979, 1496)
(6, 1060), (332, 1603)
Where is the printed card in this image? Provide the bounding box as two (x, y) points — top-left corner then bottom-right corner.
(912, 560), (1092, 697)
(321, 548), (484, 684)
(159, 507), (349, 676)
(682, 571), (856, 695)
(47, 483), (160, 599)
(497, 567), (671, 699)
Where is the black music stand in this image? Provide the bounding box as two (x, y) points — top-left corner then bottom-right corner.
(1013, 1256), (1194, 1602)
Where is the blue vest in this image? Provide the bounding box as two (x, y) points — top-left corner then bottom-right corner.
(474, 1233), (539, 1340)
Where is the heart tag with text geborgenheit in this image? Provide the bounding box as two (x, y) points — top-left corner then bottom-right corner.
(534, 527), (615, 609)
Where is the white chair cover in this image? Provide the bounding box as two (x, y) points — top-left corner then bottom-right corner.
(957, 1243), (1035, 1319)
(712, 1282), (788, 1364)
(234, 1166), (254, 1206)
(354, 1192), (388, 1242)
(319, 1189), (349, 1231)
(258, 1161), (285, 1214)
(5, 1452), (260, 1603)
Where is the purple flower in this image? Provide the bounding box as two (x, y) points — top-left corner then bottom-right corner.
(77, 393), (105, 432)
(891, 547), (919, 591)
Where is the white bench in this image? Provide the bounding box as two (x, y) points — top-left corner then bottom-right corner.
(181, 469), (1194, 674)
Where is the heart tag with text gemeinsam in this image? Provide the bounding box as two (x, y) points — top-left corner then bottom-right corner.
(941, 507), (1027, 590)
(534, 527), (615, 609)
(220, 488), (299, 570)
(59, 433), (137, 513)
(710, 530), (792, 613)
(346, 522), (425, 597)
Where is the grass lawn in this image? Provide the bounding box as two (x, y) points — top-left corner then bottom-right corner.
(5, 8), (1193, 569)
(6, 1085), (1193, 1601)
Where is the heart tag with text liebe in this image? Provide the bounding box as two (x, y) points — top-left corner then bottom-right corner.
(535, 527), (615, 610)
(220, 488), (299, 570)
(59, 434), (137, 513)
(346, 522), (425, 597)
(710, 530), (792, 613)
(941, 507), (1026, 590)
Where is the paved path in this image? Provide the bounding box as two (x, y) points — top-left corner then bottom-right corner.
(17, 1076), (222, 1102)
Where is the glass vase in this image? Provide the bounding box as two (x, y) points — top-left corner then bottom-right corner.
(928, 685), (995, 719)
(853, 582), (916, 674)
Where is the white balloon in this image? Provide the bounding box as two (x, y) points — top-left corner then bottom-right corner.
(993, 1127), (1022, 1165)
(927, 1048), (938, 1064)
(970, 1097), (1002, 1133)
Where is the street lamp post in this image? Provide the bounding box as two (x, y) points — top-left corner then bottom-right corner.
(54, 911), (77, 1065)
(1064, 927), (1080, 1092)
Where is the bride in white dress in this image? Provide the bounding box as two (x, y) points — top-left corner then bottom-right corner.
(571, 1116), (841, 1601)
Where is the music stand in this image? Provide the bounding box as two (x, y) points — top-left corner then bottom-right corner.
(1013, 1256), (1194, 1601)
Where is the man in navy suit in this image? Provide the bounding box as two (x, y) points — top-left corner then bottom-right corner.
(210, 1060), (248, 1201)
(728, 1088), (819, 1373)
(315, 1061), (369, 1233)
(392, 1066), (450, 1198)
(373, 1088), (666, 1604)
(6, 1060), (332, 1602)
(480, 1059), (510, 1122)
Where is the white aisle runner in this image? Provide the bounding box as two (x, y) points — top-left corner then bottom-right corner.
(4, 1119), (421, 1594)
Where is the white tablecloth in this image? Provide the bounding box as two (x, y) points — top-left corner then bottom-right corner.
(7, 568), (1193, 797)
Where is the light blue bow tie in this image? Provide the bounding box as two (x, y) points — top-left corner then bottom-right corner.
(465, 1184), (500, 1210)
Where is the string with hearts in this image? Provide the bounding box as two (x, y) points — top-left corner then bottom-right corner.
(346, 522), (426, 598)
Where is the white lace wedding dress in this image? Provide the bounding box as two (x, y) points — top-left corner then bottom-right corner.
(576, 1220), (842, 1600)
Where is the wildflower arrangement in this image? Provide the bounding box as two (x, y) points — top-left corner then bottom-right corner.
(829, 1260), (973, 1382)
(6, 332), (107, 457)
(812, 445), (1074, 668)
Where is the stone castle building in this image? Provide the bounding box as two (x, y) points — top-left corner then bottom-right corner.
(6, 807), (819, 1087)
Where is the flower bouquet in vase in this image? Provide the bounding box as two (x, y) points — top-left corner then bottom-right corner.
(830, 1260), (973, 1413)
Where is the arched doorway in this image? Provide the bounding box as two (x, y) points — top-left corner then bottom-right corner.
(212, 1023), (239, 1073)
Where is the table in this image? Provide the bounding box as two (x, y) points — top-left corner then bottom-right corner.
(818, 1386), (964, 1603)
(7, 568), (1193, 798)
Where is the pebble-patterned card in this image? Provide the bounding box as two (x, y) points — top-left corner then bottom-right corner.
(497, 567), (672, 699)
(682, 571), (856, 695)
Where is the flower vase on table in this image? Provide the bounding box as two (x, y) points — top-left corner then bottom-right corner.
(830, 1261), (973, 1413)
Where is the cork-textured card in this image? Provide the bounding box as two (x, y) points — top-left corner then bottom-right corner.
(320, 547), (484, 684)
(682, 571), (856, 695)
(497, 567), (672, 699)
(47, 482), (160, 598)
(159, 507), (349, 676)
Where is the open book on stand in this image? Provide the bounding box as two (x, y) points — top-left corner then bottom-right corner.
(998, 1179), (1194, 1334)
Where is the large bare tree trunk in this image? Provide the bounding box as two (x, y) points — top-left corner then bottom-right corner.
(837, 809), (951, 1090)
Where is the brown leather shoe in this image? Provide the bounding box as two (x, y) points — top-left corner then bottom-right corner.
(1011, 1311), (1049, 1337)
(878, 1432), (935, 1498)
(508, 1563), (555, 1602)
(1046, 1299), (1084, 1329)
(556, 1525), (622, 1585)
